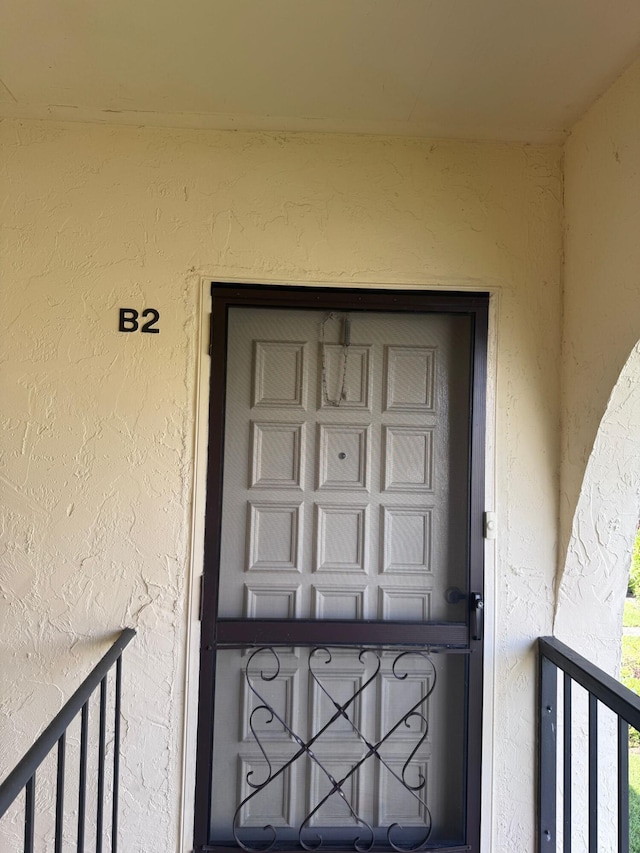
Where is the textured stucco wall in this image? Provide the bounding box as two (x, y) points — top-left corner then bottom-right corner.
(555, 343), (640, 850)
(557, 62), (640, 852)
(561, 57), (640, 569)
(0, 119), (563, 852)
(556, 341), (640, 658)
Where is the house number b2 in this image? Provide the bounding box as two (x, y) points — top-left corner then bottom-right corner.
(118, 308), (160, 334)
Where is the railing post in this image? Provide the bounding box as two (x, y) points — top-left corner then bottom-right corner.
(78, 701), (89, 853)
(55, 732), (66, 853)
(588, 694), (598, 852)
(563, 673), (572, 853)
(24, 774), (35, 853)
(112, 655), (123, 853)
(97, 676), (107, 853)
(618, 717), (630, 853)
(539, 646), (557, 851)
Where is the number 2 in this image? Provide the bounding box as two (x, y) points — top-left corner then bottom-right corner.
(141, 308), (160, 334)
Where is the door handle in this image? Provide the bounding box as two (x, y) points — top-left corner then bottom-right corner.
(471, 592), (484, 641)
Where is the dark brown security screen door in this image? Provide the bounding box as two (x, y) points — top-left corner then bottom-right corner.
(195, 285), (488, 853)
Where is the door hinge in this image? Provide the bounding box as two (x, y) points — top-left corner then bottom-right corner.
(483, 511), (497, 539)
(208, 313), (213, 357)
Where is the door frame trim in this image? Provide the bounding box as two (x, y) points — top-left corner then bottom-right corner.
(191, 281), (492, 852)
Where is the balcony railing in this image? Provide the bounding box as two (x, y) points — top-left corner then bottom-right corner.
(538, 636), (640, 852)
(0, 628), (136, 853)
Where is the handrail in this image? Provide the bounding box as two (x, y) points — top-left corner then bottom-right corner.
(538, 635), (639, 852)
(0, 627), (136, 819)
(539, 635), (640, 731)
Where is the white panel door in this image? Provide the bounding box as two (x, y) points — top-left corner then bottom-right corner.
(217, 307), (470, 624)
(206, 305), (474, 850)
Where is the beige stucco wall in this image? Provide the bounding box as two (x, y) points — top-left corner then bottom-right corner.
(553, 60), (640, 848)
(0, 119), (562, 851)
(561, 57), (640, 573)
(558, 52), (640, 682)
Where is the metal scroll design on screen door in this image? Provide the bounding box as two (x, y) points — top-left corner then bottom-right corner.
(232, 646), (437, 853)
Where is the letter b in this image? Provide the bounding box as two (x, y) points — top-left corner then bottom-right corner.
(119, 309), (139, 332)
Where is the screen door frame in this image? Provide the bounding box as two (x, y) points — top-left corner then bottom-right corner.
(194, 284), (489, 852)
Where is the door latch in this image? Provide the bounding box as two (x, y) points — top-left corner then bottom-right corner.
(471, 592), (484, 641)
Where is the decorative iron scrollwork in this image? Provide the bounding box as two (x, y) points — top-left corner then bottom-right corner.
(232, 646), (437, 852)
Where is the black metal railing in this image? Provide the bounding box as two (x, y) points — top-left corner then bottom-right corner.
(538, 636), (640, 852)
(0, 628), (136, 853)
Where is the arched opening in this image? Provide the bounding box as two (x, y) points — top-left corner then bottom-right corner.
(555, 340), (640, 669)
(554, 340), (640, 848)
